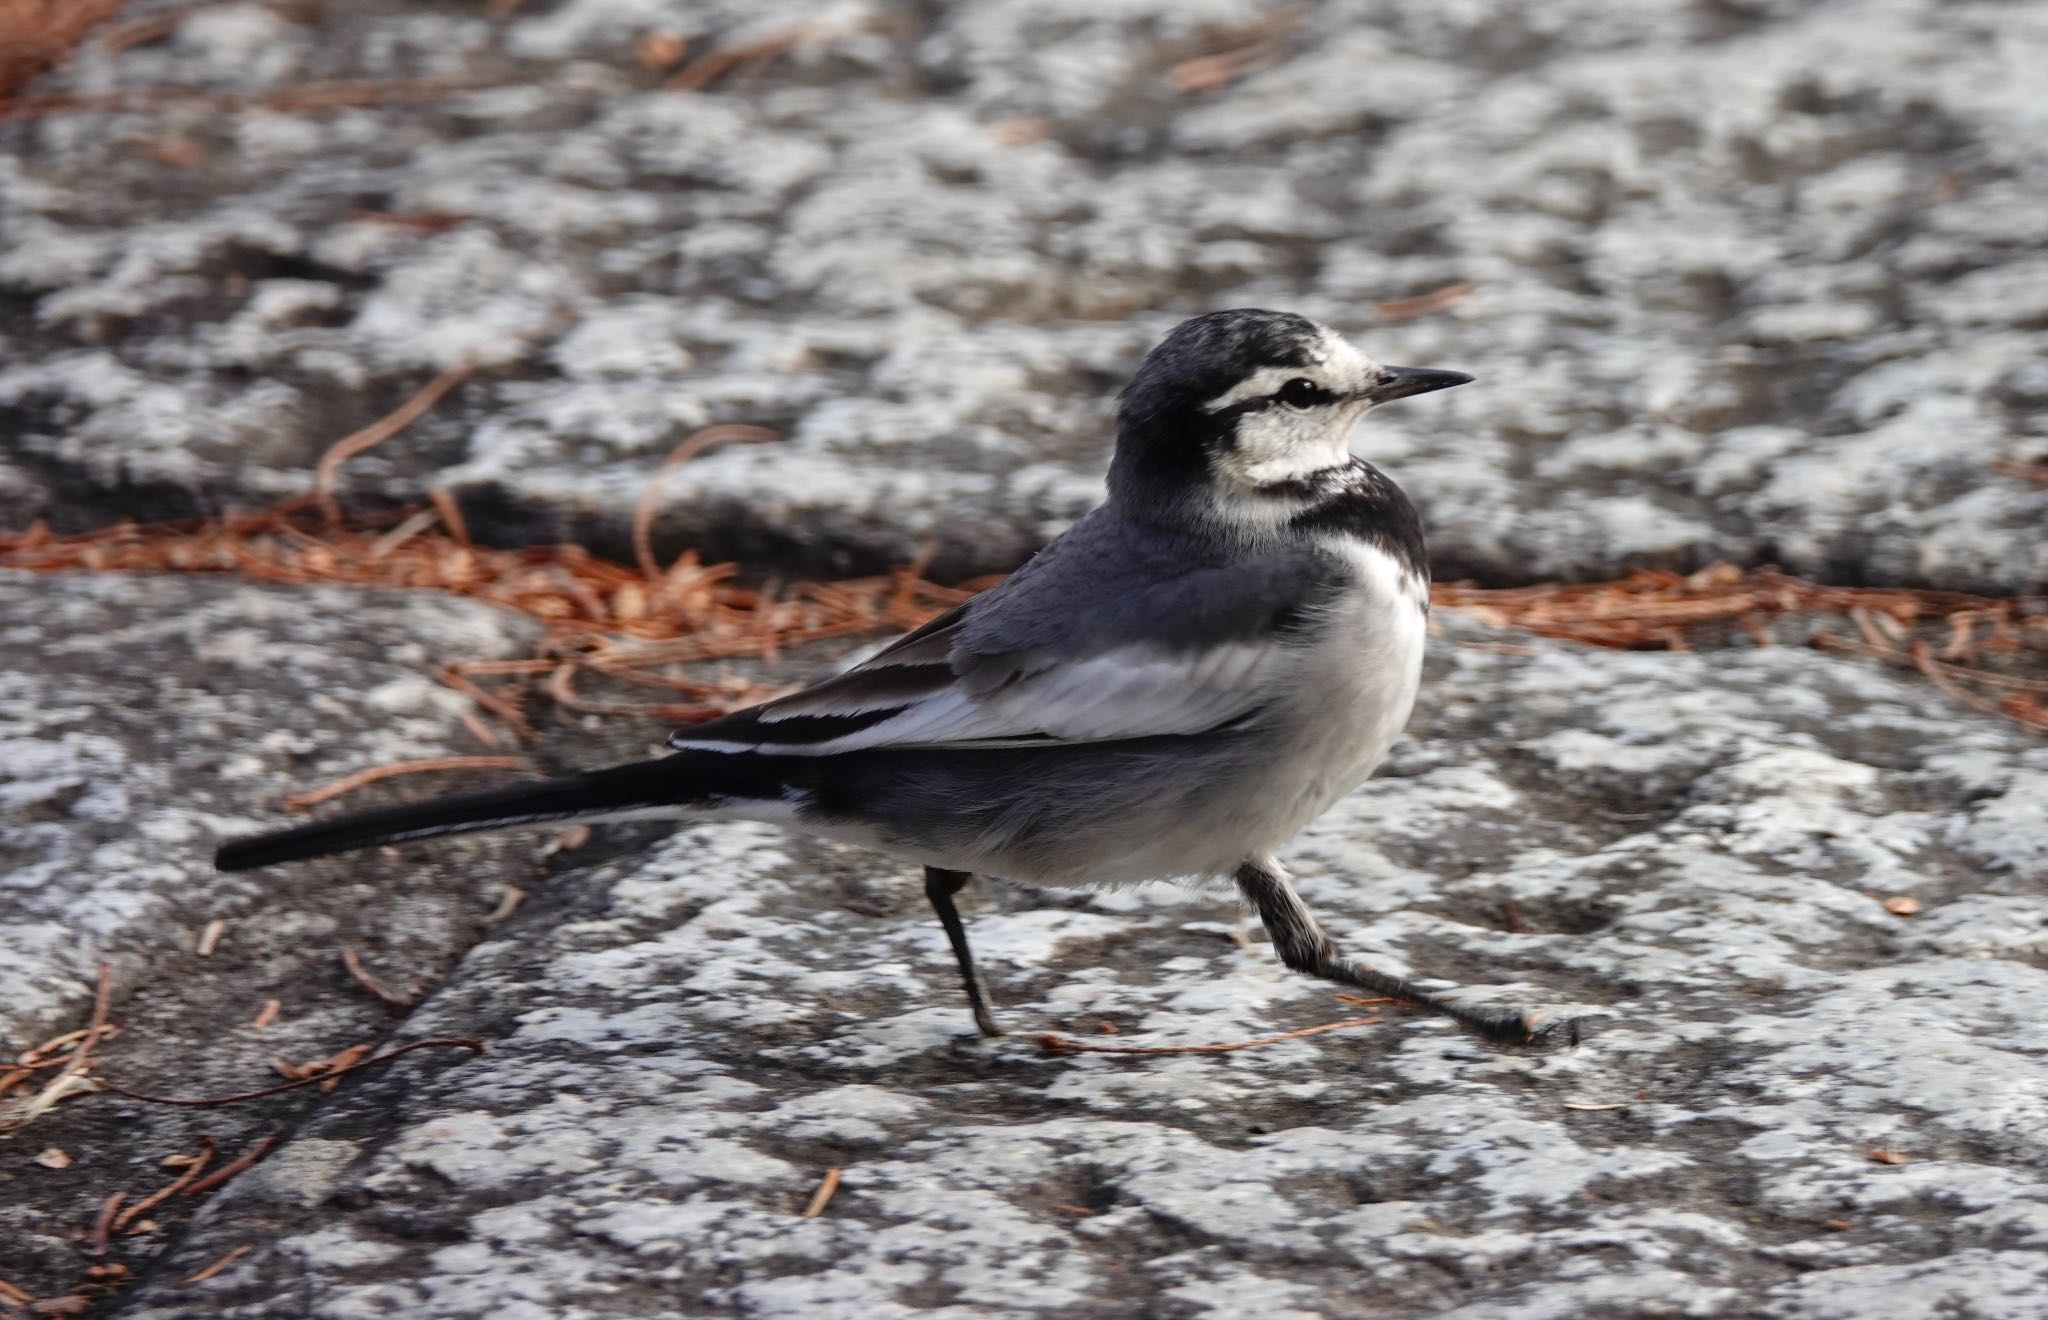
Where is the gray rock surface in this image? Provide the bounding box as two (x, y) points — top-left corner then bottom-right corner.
(3, 0), (2045, 588)
(4, 1), (2047, 1316)
(16, 580), (2024, 1320)
(0, 570), (542, 1304)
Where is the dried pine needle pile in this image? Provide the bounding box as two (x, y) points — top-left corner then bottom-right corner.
(0, 0), (124, 102)
(2, 409), (2044, 746)
(1436, 566), (2048, 733)
(6, 488), (2043, 741)
(0, 482), (982, 742)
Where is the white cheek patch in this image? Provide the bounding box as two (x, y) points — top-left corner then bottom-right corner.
(1215, 400), (1372, 488)
(1197, 325), (1387, 492)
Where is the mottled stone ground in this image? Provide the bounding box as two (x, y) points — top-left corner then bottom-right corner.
(2, 0), (2045, 1316)
(7, 572), (2045, 1317)
(3, 0), (2044, 586)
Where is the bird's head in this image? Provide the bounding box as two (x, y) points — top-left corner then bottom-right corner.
(1109, 309), (1470, 520)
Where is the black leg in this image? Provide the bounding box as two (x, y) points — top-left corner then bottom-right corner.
(924, 866), (1003, 1038)
(1234, 860), (1575, 1047)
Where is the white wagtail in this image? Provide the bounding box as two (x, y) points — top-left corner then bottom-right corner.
(218, 309), (1564, 1046)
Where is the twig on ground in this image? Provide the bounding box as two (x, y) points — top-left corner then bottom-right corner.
(801, 1167), (842, 1218)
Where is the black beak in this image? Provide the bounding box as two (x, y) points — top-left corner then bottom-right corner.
(1363, 366), (1473, 405)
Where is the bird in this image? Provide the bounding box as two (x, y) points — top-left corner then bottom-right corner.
(216, 308), (1565, 1047)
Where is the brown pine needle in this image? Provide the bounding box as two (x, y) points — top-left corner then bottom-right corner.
(313, 363), (476, 527)
(666, 27), (808, 93)
(1165, 9), (1303, 94)
(1, 75), (504, 123)
(438, 668), (534, 738)
(1911, 640), (2011, 720)
(318, 1044), (374, 1093)
(183, 1244), (253, 1284)
(1039, 1015), (1382, 1056)
(631, 423), (779, 579)
(99, 5), (216, 54)
(250, 999), (281, 1029)
(1376, 282), (1477, 320)
(116, 1140), (215, 1232)
(339, 948), (415, 1009)
(183, 1139), (275, 1196)
(801, 1166), (842, 1218)
(0, 0), (125, 101)
(457, 709), (500, 748)
(1991, 458), (2048, 484)
(0, 963), (112, 1134)
(484, 885), (527, 924)
(88, 1192), (124, 1256)
(366, 506), (441, 559)
(427, 485), (471, 546)
(281, 756), (528, 813)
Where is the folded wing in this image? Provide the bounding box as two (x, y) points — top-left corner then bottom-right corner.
(667, 521), (1352, 757)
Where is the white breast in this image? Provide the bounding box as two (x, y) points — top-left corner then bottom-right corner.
(1251, 539), (1428, 850)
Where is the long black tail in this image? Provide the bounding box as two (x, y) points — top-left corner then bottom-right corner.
(215, 754), (762, 872)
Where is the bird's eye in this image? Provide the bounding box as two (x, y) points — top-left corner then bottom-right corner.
(1277, 378), (1326, 409)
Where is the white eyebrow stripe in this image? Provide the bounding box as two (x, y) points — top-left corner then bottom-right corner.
(1201, 365), (1314, 413)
